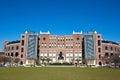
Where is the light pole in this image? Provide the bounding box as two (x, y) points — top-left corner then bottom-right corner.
(118, 55), (120, 68)
(108, 56), (110, 67)
(101, 55), (104, 67)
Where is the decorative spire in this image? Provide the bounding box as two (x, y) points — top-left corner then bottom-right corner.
(40, 30), (50, 34)
(25, 31), (28, 34)
(73, 30), (82, 34)
(73, 30), (75, 34)
(40, 31), (42, 34)
(94, 31), (97, 34)
(48, 30), (50, 34)
(80, 30), (82, 34)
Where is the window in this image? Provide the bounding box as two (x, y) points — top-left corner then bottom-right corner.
(43, 37), (46, 41)
(99, 55), (101, 59)
(21, 54), (23, 58)
(16, 46), (19, 50)
(15, 52), (19, 57)
(98, 35), (100, 38)
(76, 37), (80, 40)
(8, 53), (10, 56)
(12, 46), (14, 50)
(22, 35), (24, 38)
(105, 46), (108, 50)
(98, 48), (101, 53)
(21, 48), (24, 52)
(11, 53), (14, 57)
(115, 48), (116, 51)
(110, 53), (113, 56)
(21, 40), (24, 46)
(98, 40), (101, 46)
(111, 47), (113, 50)
(7, 47), (10, 51)
(105, 53), (109, 56)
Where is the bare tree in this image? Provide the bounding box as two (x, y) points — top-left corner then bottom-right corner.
(14, 58), (20, 66)
(111, 54), (120, 68)
(46, 58), (52, 65)
(0, 56), (4, 63)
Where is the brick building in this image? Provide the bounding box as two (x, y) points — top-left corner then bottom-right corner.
(2, 31), (120, 66)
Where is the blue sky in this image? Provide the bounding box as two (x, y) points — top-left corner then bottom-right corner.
(0, 0), (120, 51)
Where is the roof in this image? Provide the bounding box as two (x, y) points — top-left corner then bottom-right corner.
(7, 40), (20, 45)
(102, 40), (119, 45)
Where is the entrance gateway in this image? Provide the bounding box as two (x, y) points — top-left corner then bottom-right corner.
(58, 51), (64, 63)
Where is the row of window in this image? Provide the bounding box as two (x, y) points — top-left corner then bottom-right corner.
(41, 42), (81, 45)
(105, 46), (119, 51)
(40, 45), (81, 48)
(6, 52), (19, 57)
(99, 53), (117, 59)
(6, 53), (23, 58)
(105, 53), (114, 56)
(41, 37), (80, 41)
(6, 46), (19, 51)
(40, 52), (81, 54)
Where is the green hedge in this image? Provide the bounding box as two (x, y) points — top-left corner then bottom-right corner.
(50, 62), (73, 65)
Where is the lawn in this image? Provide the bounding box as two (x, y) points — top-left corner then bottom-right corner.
(0, 67), (120, 80)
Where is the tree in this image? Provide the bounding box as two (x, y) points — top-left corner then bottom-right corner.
(14, 58), (20, 66)
(102, 54), (120, 68)
(102, 54), (114, 67)
(35, 58), (40, 65)
(111, 54), (120, 68)
(46, 58), (52, 64)
(40, 57), (46, 64)
(0, 56), (4, 63)
(71, 57), (75, 64)
(3, 56), (11, 65)
(75, 58), (81, 67)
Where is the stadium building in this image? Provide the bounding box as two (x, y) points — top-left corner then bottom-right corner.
(2, 31), (120, 66)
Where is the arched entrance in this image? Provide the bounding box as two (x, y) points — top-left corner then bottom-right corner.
(20, 61), (23, 65)
(58, 51), (64, 63)
(99, 62), (102, 66)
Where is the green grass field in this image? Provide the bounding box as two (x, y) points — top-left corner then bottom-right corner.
(0, 67), (120, 80)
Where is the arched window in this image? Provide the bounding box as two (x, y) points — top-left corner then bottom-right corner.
(16, 46), (19, 50)
(76, 37), (80, 40)
(11, 53), (14, 57)
(105, 53), (109, 56)
(20, 61), (23, 65)
(105, 46), (108, 50)
(15, 52), (19, 57)
(21, 54), (23, 58)
(21, 48), (24, 52)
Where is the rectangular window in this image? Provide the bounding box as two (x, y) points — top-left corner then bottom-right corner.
(16, 46), (19, 50)
(115, 48), (116, 51)
(21, 40), (24, 46)
(12, 46), (14, 50)
(105, 46), (108, 50)
(111, 47), (113, 50)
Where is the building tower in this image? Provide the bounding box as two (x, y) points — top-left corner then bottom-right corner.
(84, 31), (102, 66)
(21, 31), (38, 65)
